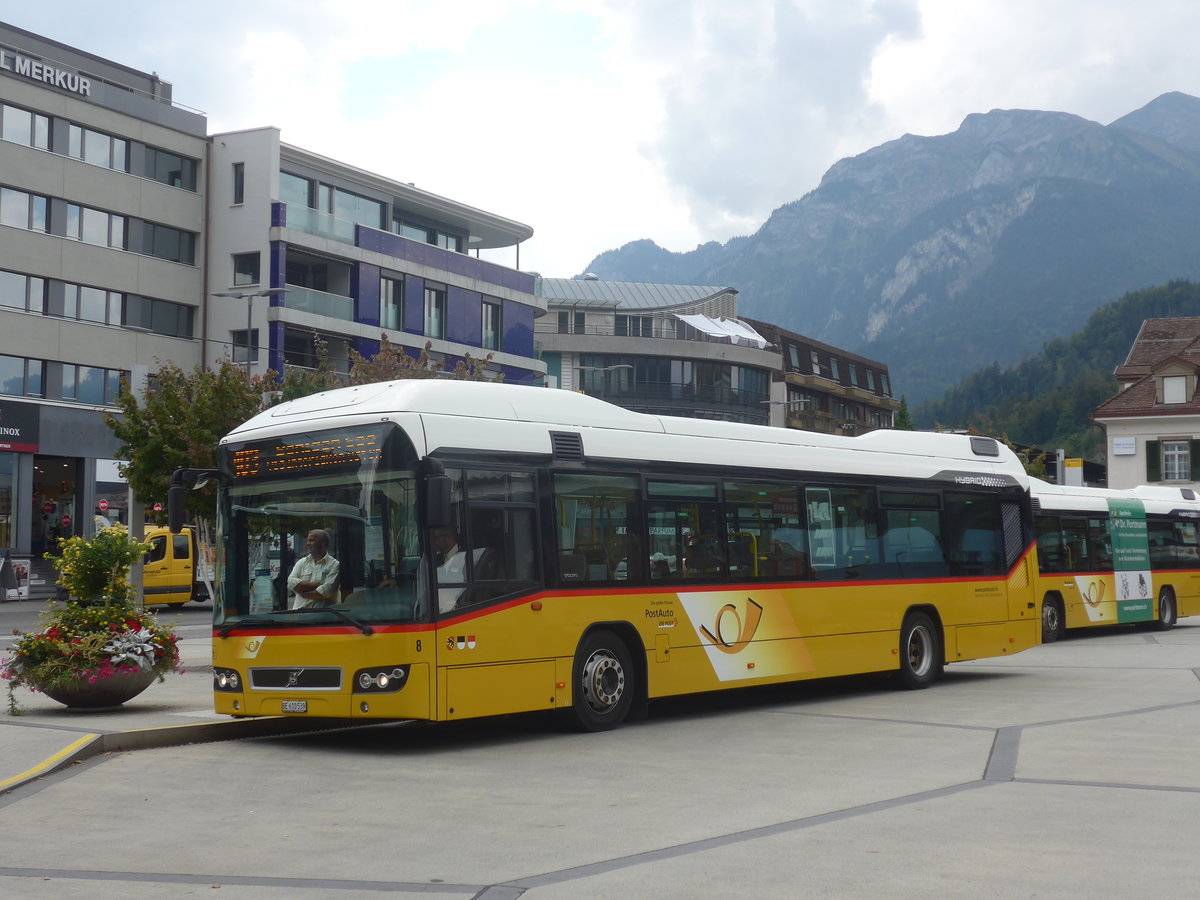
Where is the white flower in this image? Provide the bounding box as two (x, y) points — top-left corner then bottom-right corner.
(104, 628), (158, 671)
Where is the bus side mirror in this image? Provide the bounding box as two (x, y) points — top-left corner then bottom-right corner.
(427, 475), (452, 528)
(168, 484), (188, 533)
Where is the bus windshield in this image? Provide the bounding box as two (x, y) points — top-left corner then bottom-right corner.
(217, 424), (425, 627)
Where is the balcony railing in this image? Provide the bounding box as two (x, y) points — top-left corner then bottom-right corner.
(273, 202), (536, 295)
(280, 204), (356, 243)
(536, 321), (773, 349)
(283, 284), (355, 322)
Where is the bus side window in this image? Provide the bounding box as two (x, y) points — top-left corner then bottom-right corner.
(553, 473), (642, 585)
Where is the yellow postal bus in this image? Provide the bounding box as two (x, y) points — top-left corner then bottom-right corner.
(172, 381), (1041, 730)
(1032, 479), (1200, 641)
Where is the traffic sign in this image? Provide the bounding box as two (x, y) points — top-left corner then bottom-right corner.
(98, 498), (109, 511)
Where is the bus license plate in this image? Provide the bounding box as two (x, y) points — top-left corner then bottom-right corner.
(281, 700), (307, 713)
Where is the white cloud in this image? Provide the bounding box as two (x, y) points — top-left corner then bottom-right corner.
(8, 0), (1200, 277)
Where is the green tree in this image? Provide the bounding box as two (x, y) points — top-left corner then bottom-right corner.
(893, 396), (915, 430)
(104, 358), (268, 523)
(347, 335), (501, 385)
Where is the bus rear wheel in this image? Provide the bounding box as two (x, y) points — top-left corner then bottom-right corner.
(1156, 588), (1177, 631)
(897, 612), (941, 690)
(568, 630), (634, 732)
(1042, 596), (1063, 643)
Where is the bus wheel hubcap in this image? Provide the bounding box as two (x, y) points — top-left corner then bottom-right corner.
(908, 627), (931, 676)
(582, 650), (624, 712)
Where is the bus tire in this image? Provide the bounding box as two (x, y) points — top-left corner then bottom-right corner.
(567, 629), (634, 732)
(1041, 595), (1063, 643)
(897, 611), (941, 690)
(1156, 587), (1177, 631)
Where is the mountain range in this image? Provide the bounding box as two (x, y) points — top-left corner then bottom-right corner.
(583, 92), (1200, 402)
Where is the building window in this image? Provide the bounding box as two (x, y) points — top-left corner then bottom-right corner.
(616, 315), (652, 337)
(279, 171), (312, 207)
(557, 311), (585, 334)
(381, 276), (403, 331)
(123, 294), (194, 338)
(848, 364), (858, 386)
(68, 123), (127, 171)
(143, 147), (197, 190)
(787, 345), (800, 372)
(233, 252), (260, 286)
(1163, 376), (1188, 404)
(1163, 441), (1190, 481)
(62, 364), (122, 405)
(881, 373), (891, 396)
(66, 285), (121, 325)
(0, 354), (43, 397)
(1, 103), (50, 150)
(830, 358), (840, 380)
(0, 270), (44, 313)
(231, 328), (259, 364)
(424, 284), (446, 339)
(482, 299), (501, 350)
(1, 187), (48, 232)
(138, 221), (195, 264)
(232, 162), (245, 204)
(866, 370), (876, 392)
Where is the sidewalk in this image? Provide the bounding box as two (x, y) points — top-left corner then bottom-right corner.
(0, 637), (340, 793)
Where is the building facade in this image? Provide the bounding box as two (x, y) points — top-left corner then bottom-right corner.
(745, 318), (899, 435)
(0, 22), (208, 561)
(537, 277), (777, 425)
(207, 129), (544, 384)
(0, 23), (543, 570)
(536, 278), (897, 433)
(1094, 317), (1200, 490)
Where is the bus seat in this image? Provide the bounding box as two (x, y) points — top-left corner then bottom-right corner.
(560, 551), (587, 581)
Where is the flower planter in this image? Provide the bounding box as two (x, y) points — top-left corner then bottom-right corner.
(37, 668), (157, 709)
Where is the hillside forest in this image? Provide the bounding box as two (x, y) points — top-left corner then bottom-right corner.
(913, 280), (1200, 460)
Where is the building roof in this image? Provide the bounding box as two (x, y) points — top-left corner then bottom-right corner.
(538, 277), (735, 311)
(1096, 317), (1200, 419)
(1113, 317), (1200, 380)
(279, 141), (535, 250)
(743, 316), (891, 371)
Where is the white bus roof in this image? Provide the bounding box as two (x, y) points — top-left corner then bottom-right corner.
(1031, 477), (1200, 516)
(224, 381), (1029, 487)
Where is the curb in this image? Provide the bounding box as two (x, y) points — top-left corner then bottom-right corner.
(0, 716), (387, 794)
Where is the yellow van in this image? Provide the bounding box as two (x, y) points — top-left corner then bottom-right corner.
(142, 526), (209, 606)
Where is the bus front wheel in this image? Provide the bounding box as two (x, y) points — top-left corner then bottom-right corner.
(1156, 588), (1177, 631)
(1042, 596), (1063, 643)
(568, 630), (634, 732)
(897, 612), (941, 690)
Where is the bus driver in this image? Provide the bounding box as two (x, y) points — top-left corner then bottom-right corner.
(288, 529), (340, 608)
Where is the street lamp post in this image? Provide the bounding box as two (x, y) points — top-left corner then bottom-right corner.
(212, 288), (287, 377)
(577, 364), (633, 402)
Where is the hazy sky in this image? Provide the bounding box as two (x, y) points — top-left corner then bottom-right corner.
(7, 1), (1200, 277)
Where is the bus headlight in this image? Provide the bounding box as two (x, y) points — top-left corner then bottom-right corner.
(353, 665), (409, 693)
(214, 668), (242, 692)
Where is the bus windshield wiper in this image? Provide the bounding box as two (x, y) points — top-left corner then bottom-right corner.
(290, 606), (375, 635)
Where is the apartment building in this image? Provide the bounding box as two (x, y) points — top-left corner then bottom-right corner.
(0, 23), (544, 568)
(0, 22), (207, 559)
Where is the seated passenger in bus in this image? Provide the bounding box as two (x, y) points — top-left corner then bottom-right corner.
(288, 529), (340, 608)
(650, 552), (672, 579)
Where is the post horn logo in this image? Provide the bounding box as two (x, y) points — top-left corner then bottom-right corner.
(699, 597), (764, 654)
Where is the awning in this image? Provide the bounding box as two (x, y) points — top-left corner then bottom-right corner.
(674, 314), (769, 349)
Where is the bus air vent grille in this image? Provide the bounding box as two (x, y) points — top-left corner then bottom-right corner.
(550, 431), (584, 460)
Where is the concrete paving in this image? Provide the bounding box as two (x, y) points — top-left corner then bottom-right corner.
(0, 621), (1199, 898)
